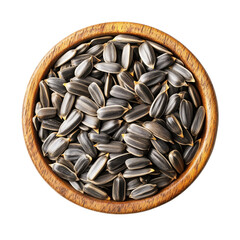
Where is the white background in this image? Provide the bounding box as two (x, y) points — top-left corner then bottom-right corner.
(0, 0), (239, 239)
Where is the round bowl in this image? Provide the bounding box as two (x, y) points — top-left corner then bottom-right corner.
(22, 22), (218, 214)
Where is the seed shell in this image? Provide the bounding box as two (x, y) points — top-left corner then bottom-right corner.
(112, 174), (126, 201)
(75, 96), (99, 116)
(179, 99), (193, 129)
(103, 42), (117, 63)
(121, 43), (133, 70)
(139, 41), (156, 69)
(183, 139), (201, 165)
(168, 150), (184, 174)
(123, 104), (150, 123)
(110, 85), (136, 100)
(149, 91), (168, 118)
(95, 141), (126, 153)
(39, 80), (50, 107)
(129, 184), (158, 200)
(64, 82), (89, 97)
(188, 84), (201, 108)
(97, 105), (128, 120)
(54, 49), (77, 68)
(83, 183), (110, 200)
(123, 168), (154, 178)
(134, 82), (154, 104)
(139, 70), (166, 87)
(59, 92), (75, 120)
(88, 82), (105, 107)
(47, 137), (69, 160)
(74, 154), (92, 175)
(125, 157), (152, 170)
(94, 62), (123, 74)
(51, 162), (78, 181)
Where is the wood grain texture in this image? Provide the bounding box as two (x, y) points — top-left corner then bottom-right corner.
(22, 22), (218, 214)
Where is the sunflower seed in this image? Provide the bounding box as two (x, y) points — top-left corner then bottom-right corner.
(39, 80), (50, 107)
(100, 119), (123, 134)
(51, 93), (62, 116)
(87, 154), (109, 180)
(147, 41), (173, 55)
(122, 133), (150, 150)
(74, 57), (93, 78)
(83, 183), (110, 200)
(97, 105), (128, 120)
(41, 132), (57, 156)
(74, 154), (92, 175)
(134, 82), (154, 104)
(150, 83), (161, 97)
(168, 150), (184, 174)
(35, 101), (42, 115)
(183, 139), (201, 165)
(54, 49), (77, 68)
(59, 92), (75, 120)
(127, 178), (142, 190)
(155, 53), (175, 70)
(57, 157), (75, 171)
(45, 77), (67, 97)
(107, 153), (132, 171)
(127, 123), (152, 139)
(117, 71), (135, 90)
(134, 61), (146, 80)
(110, 85), (136, 100)
(179, 99), (193, 129)
(103, 73), (114, 98)
(121, 43), (133, 70)
(106, 97), (129, 108)
(38, 125), (49, 142)
(139, 41), (155, 69)
(71, 54), (100, 66)
(149, 174), (173, 188)
(126, 145), (146, 157)
(82, 114), (99, 129)
(94, 62), (123, 74)
(123, 104), (150, 123)
(165, 93), (182, 115)
(139, 70), (166, 87)
(165, 114), (183, 137)
(41, 118), (62, 131)
(111, 122), (128, 141)
(125, 157), (152, 170)
(191, 106), (205, 136)
(88, 82), (105, 107)
(129, 184), (157, 200)
(171, 63), (195, 82)
(103, 42), (117, 63)
(91, 69), (103, 78)
(123, 168), (154, 178)
(58, 66), (76, 80)
(149, 91), (168, 118)
(188, 84), (201, 108)
(75, 42), (90, 54)
(88, 132), (110, 144)
(90, 36), (113, 45)
(143, 121), (173, 143)
(77, 131), (97, 158)
(70, 76), (102, 87)
(95, 141), (125, 153)
(113, 34), (144, 44)
(173, 128), (194, 146)
(69, 180), (84, 193)
(32, 116), (40, 131)
(47, 137), (69, 160)
(151, 138), (169, 154)
(57, 109), (83, 136)
(63, 147), (84, 161)
(167, 69), (187, 88)
(90, 172), (117, 186)
(86, 44), (104, 57)
(64, 82), (89, 97)
(75, 96), (98, 116)
(36, 107), (57, 120)
(112, 174), (126, 201)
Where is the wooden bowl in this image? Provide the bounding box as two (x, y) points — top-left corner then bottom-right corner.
(22, 22), (218, 214)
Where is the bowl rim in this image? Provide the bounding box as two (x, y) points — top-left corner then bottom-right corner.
(22, 22), (218, 214)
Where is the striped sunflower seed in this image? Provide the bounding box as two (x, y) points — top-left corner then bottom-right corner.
(106, 97), (130, 108)
(74, 154), (92, 175)
(104, 73), (114, 98)
(179, 99), (193, 129)
(127, 123), (153, 139)
(94, 62), (123, 74)
(150, 83), (161, 97)
(155, 53), (175, 70)
(54, 49), (77, 68)
(57, 109), (83, 136)
(151, 138), (169, 154)
(75, 96), (99, 116)
(139, 41), (156, 69)
(149, 174), (173, 188)
(45, 77), (67, 97)
(171, 63), (195, 82)
(173, 128), (194, 146)
(41, 132), (57, 156)
(191, 106), (205, 137)
(149, 91), (168, 118)
(123, 168), (154, 178)
(50, 162), (79, 181)
(41, 118), (62, 131)
(139, 70), (166, 87)
(75, 42), (90, 54)
(188, 84), (201, 108)
(95, 141), (126, 153)
(122, 133), (150, 150)
(112, 122), (129, 141)
(129, 184), (158, 200)
(167, 69), (187, 88)
(125, 157), (152, 170)
(127, 178), (142, 190)
(134, 82), (154, 104)
(59, 92), (75, 120)
(90, 172), (117, 186)
(51, 93), (62, 116)
(82, 114), (100, 129)
(126, 145), (146, 157)
(134, 61), (146, 80)
(47, 137), (70, 160)
(74, 56), (93, 78)
(100, 119), (123, 134)
(165, 92), (183, 115)
(77, 131), (97, 158)
(38, 125), (49, 142)
(117, 71), (135, 90)
(168, 150), (184, 174)
(110, 85), (136, 100)
(83, 183), (110, 200)
(39, 80), (50, 107)
(165, 114), (184, 137)
(90, 36), (113, 45)
(112, 174), (126, 201)
(183, 139), (201, 165)
(121, 43), (133, 70)
(58, 66), (76, 80)
(88, 82), (105, 107)
(112, 34), (144, 44)
(63, 147), (84, 161)
(69, 180), (84, 193)
(88, 132), (110, 144)
(107, 153), (132, 171)
(87, 154), (109, 181)
(147, 41), (172, 55)
(36, 107), (57, 120)
(57, 157), (75, 171)
(103, 42), (117, 63)
(97, 105), (128, 120)
(32, 116), (40, 131)
(86, 44), (104, 57)
(123, 104), (150, 123)
(64, 82), (89, 97)
(35, 101), (42, 115)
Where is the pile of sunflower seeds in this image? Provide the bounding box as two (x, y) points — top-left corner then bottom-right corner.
(33, 34), (205, 201)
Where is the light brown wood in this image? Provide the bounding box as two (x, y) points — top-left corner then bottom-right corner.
(22, 22), (218, 214)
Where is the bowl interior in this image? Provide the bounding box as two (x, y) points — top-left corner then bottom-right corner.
(22, 22), (218, 213)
